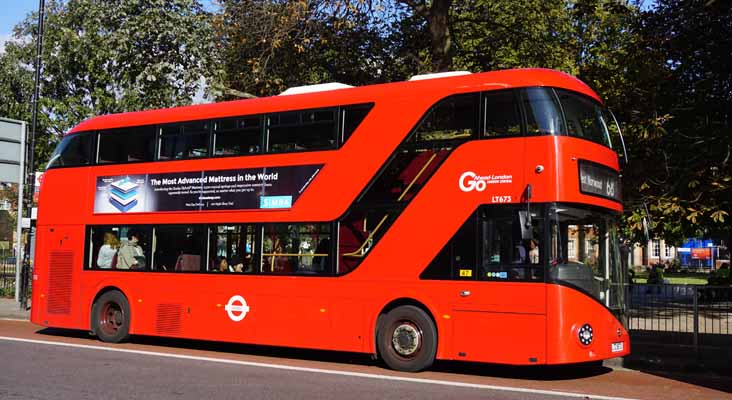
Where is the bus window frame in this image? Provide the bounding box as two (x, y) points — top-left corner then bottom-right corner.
(47, 103), (375, 170)
(96, 126), (157, 165)
(265, 107), (340, 154)
(84, 222), (338, 277)
(46, 131), (97, 170)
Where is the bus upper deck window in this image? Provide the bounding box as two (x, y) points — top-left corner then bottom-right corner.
(214, 116), (262, 156)
(483, 90), (522, 137)
(159, 121), (211, 160)
(414, 93), (478, 143)
(341, 103), (374, 144)
(520, 87), (564, 136)
(555, 89), (612, 147)
(46, 132), (95, 169)
(98, 126), (155, 164)
(267, 108), (337, 153)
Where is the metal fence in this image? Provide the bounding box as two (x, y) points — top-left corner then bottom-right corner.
(627, 284), (732, 350)
(0, 257), (17, 296)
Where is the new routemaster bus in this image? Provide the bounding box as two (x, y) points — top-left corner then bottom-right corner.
(31, 68), (629, 372)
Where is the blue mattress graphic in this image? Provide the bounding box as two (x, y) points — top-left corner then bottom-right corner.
(108, 177), (140, 212)
(110, 197), (139, 212)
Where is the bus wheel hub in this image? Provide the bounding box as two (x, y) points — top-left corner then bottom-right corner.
(392, 323), (421, 357)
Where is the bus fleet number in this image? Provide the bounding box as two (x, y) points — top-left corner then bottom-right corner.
(491, 195), (512, 203)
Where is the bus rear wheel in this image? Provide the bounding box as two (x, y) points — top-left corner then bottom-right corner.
(377, 305), (436, 372)
(92, 290), (131, 343)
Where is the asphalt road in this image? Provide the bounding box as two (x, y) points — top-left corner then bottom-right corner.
(0, 320), (728, 400)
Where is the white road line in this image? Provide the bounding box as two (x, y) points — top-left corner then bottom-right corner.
(0, 318), (29, 322)
(0, 336), (638, 400)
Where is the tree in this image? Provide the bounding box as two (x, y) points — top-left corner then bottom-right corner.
(450, 0), (577, 73)
(617, 0), (731, 245)
(214, 0), (392, 97)
(4, 0), (221, 166)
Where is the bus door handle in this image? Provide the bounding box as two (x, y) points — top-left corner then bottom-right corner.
(459, 290), (471, 297)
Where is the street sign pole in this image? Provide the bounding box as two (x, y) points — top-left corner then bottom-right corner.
(15, 122), (26, 302)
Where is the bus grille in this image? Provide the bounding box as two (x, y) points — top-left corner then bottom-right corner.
(155, 303), (183, 335)
(47, 251), (73, 315)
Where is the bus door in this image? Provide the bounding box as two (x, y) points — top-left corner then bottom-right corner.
(450, 205), (547, 364)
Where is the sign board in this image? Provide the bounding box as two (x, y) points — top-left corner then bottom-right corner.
(93, 164), (323, 214)
(0, 119), (25, 184)
(691, 248), (711, 260)
(33, 171), (44, 205)
(578, 160), (622, 203)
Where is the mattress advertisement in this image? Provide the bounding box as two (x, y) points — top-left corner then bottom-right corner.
(93, 164), (323, 214)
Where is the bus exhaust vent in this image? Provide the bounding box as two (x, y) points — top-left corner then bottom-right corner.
(47, 251), (73, 315)
(155, 303), (183, 335)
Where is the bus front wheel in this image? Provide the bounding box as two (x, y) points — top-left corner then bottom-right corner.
(377, 305), (437, 372)
(92, 290), (131, 343)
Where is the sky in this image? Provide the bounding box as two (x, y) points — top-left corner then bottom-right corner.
(0, 1), (37, 35)
(0, 0), (38, 52)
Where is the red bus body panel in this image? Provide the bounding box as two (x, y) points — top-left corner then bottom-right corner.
(31, 68), (629, 365)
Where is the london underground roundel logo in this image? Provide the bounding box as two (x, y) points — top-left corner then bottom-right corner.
(225, 295), (250, 322)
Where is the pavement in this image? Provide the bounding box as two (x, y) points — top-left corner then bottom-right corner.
(0, 297), (29, 320)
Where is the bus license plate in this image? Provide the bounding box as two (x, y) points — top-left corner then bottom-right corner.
(611, 342), (624, 353)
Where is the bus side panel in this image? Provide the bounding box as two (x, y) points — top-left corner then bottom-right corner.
(37, 224), (86, 330)
(545, 284), (629, 364)
(447, 282), (546, 364)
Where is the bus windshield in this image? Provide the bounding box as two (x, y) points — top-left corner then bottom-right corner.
(548, 205), (625, 312)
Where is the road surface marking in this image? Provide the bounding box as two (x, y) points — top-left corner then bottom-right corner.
(0, 335), (637, 400)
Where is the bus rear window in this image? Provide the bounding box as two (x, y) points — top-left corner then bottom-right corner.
(46, 133), (95, 169)
(555, 89), (612, 147)
(97, 126), (156, 163)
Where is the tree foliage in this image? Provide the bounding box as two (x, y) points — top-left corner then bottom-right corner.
(0, 0), (219, 164)
(214, 0), (393, 97)
(616, 0), (731, 245)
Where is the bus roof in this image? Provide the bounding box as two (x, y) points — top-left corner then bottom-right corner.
(68, 68), (600, 135)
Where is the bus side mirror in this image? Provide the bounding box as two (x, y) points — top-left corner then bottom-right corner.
(608, 110), (628, 169)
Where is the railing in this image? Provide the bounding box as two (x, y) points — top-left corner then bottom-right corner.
(627, 284), (732, 351)
(0, 257), (17, 296)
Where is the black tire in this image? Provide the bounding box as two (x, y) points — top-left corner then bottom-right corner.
(91, 290), (131, 343)
(376, 305), (437, 372)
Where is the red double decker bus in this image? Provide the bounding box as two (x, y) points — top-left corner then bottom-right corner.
(31, 68), (629, 372)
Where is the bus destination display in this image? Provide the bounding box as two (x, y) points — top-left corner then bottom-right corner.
(93, 164), (323, 214)
(578, 160), (621, 202)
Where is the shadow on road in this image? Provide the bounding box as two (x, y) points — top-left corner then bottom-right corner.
(35, 327), (612, 381)
(636, 369), (731, 394)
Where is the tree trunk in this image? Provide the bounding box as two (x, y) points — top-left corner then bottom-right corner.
(429, 0), (452, 72)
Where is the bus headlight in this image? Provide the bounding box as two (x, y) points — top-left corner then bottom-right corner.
(578, 324), (593, 346)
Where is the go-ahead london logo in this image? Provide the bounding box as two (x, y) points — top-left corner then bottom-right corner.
(459, 171), (513, 192)
(225, 295), (251, 322)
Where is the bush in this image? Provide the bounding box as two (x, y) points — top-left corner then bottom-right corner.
(0, 286), (15, 298)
